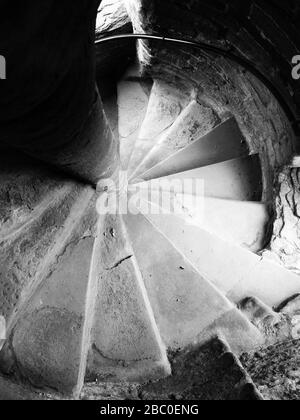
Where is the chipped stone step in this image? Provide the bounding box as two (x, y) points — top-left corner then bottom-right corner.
(127, 80), (188, 176)
(131, 155), (263, 202)
(138, 117), (250, 182)
(131, 100), (219, 180)
(0, 183), (95, 333)
(0, 198), (97, 396)
(140, 211), (300, 308)
(86, 213), (170, 383)
(123, 208), (263, 354)
(142, 195), (269, 253)
(241, 293), (300, 341)
(238, 297), (283, 336)
(118, 80), (149, 170)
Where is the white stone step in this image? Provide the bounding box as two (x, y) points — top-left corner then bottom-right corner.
(123, 208), (263, 354)
(0, 199), (97, 396)
(127, 80), (188, 176)
(141, 211), (300, 308)
(132, 100), (219, 180)
(118, 80), (149, 170)
(137, 117), (250, 182)
(0, 183), (94, 332)
(142, 195), (269, 253)
(131, 155), (262, 201)
(86, 214), (170, 383)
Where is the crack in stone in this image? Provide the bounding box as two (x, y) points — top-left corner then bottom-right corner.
(105, 255), (133, 271)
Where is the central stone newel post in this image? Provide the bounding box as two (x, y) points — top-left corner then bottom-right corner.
(0, 0), (119, 185)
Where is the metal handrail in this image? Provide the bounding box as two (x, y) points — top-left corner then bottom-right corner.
(95, 33), (300, 130)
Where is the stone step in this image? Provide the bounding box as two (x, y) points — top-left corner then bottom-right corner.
(289, 155), (300, 168)
(140, 211), (300, 308)
(81, 337), (263, 400)
(118, 80), (149, 170)
(86, 214), (170, 383)
(137, 117), (250, 182)
(0, 182), (95, 332)
(0, 198), (97, 396)
(127, 80), (188, 176)
(0, 184), (72, 244)
(0, 158), (73, 241)
(142, 195), (269, 253)
(132, 100), (219, 180)
(131, 155), (263, 201)
(123, 208), (263, 354)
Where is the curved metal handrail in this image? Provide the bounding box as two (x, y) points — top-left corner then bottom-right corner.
(95, 33), (300, 130)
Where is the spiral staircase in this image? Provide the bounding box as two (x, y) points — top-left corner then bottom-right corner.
(0, 62), (300, 400)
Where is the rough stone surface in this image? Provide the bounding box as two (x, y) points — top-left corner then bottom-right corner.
(0, 177), (90, 328)
(118, 79), (150, 169)
(238, 293), (300, 348)
(270, 167), (300, 274)
(239, 297), (282, 333)
(241, 339), (300, 400)
(140, 117), (250, 181)
(132, 155), (263, 201)
(141, 338), (262, 400)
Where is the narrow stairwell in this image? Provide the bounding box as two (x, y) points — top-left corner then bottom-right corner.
(0, 64), (300, 400)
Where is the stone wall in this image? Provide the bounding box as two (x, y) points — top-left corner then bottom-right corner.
(125, 0), (300, 131)
(270, 167), (300, 273)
